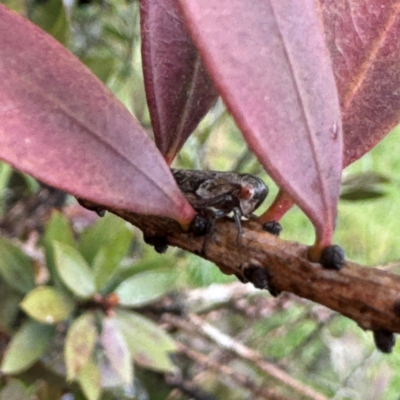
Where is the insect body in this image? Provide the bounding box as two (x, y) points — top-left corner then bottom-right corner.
(172, 169), (268, 237)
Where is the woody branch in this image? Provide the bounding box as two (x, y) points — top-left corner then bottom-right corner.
(101, 203), (400, 335)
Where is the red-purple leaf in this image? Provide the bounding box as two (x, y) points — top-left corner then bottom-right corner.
(321, 0), (400, 167)
(264, 2), (400, 224)
(179, 0), (343, 246)
(141, 0), (218, 165)
(0, 5), (195, 224)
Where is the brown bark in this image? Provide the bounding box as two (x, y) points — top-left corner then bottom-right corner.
(96, 201), (400, 335)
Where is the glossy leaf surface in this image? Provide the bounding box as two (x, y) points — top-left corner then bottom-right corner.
(141, 0), (218, 164)
(20, 286), (74, 324)
(179, 0), (343, 244)
(0, 5), (195, 224)
(116, 270), (178, 307)
(53, 241), (96, 299)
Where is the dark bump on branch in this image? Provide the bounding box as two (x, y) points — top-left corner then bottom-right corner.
(267, 283), (282, 298)
(191, 213), (212, 236)
(235, 273), (249, 284)
(393, 301), (400, 318)
(243, 264), (269, 289)
(320, 245), (346, 270)
(262, 220), (283, 236)
(143, 234), (169, 254)
(75, 197), (106, 217)
(373, 329), (396, 353)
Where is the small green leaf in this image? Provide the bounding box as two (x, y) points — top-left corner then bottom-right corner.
(0, 162), (12, 217)
(92, 229), (133, 291)
(44, 211), (75, 286)
(0, 379), (30, 400)
(342, 171), (391, 187)
(77, 360), (101, 400)
(29, 0), (69, 45)
(1, 320), (55, 374)
(101, 317), (133, 385)
(115, 310), (176, 372)
(65, 313), (97, 380)
(82, 56), (115, 83)
(44, 211), (75, 249)
(0, 237), (35, 294)
(340, 188), (387, 201)
(53, 241), (96, 299)
(20, 286), (74, 324)
(116, 270), (178, 307)
(0, 280), (23, 333)
(78, 213), (133, 265)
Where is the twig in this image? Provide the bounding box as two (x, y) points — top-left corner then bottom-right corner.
(82, 200), (400, 334)
(164, 374), (217, 400)
(176, 342), (286, 400)
(163, 313), (329, 400)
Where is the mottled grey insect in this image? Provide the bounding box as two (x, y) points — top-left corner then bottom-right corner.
(172, 169), (268, 238)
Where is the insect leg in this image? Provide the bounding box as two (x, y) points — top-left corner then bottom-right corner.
(232, 207), (243, 243)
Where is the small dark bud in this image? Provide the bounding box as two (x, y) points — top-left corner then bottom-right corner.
(143, 235), (168, 254)
(235, 273), (249, 284)
(95, 209), (106, 217)
(394, 301), (400, 318)
(320, 245), (345, 270)
(76, 197), (105, 217)
(373, 329), (396, 353)
(191, 214), (212, 236)
(262, 221), (282, 236)
(243, 265), (269, 289)
(267, 284), (281, 298)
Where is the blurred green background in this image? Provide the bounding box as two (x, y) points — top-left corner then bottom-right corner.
(1, 0), (400, 399)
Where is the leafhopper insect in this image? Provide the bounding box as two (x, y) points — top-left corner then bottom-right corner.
(172, 169), (268, 238)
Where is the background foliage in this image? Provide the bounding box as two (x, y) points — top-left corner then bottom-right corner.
(1, 0), (400, 399)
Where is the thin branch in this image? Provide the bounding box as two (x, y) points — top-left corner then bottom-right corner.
(163, 313), (328, 400)
(176, 342), (286, 400)
(100, 203), (400, 335)
(164, 374), (217, 400)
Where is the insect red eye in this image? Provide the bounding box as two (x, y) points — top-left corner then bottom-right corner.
(240, 185), (254, 199)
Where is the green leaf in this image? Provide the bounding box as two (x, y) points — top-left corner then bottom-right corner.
(92, 228), (133, 291)
(342, 171), (391, 187)
(0, 236), (35, 294)
(29, 0), (69, 45)
(20, 286), (74, 324)
(0, 162), (12, 217)
(77, 360), (101, 400)
(65, 313), (97, 380)
(115, 310), (176, 372)
(101, 317), (133, 385)
(78, 213), (133, 265)
(44, 211), (75, 249)
(1, 320), (54, 374)
(0, 379), (30, 400)
(0, 280), (23, 333)
(340, 188), (387, 201)
(44, 211), (75, 285)
(53, 241), (96, 299)
(116, 270), (178, 307)
(82, 56), (115, 83)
